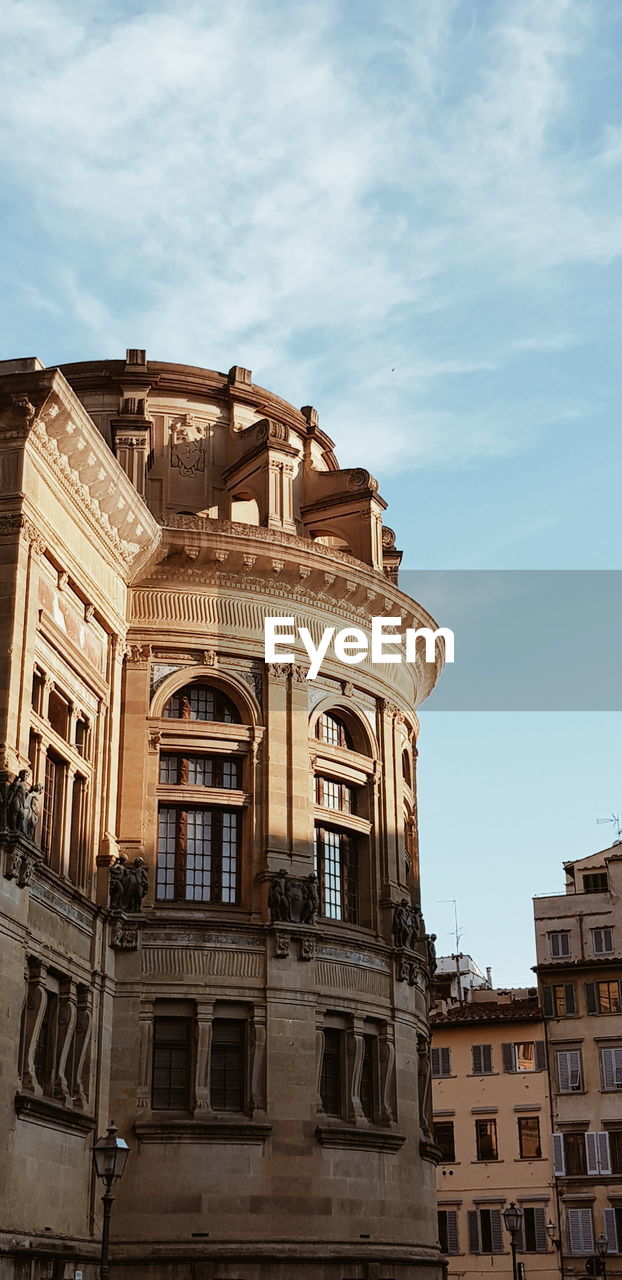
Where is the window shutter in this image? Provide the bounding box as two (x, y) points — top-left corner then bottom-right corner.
(542, 986), (554, 1017)
(468, 1210), (480, 1254)
(490, 1209), (504, 1255)
(564, 983), (577, 1015)
(615, 1049), (622, 1086)
(557, 1051), (570, 1092)
(533, 1207), (548, 1253)
(431, 1048), (441, 1076)
(586, 1132), (600, 1175)
(534, 1040), (546, 1070)
(585, 982), (597, 1014)
(446, 1210), (459, 1255)
(568, 1208), (594, 1255)
(604, 1208), (619, 1255)
(502, 1043), (515, 1072)
(441, 1047), (451, 1075)
(472, 1045), (483, 1074)
(552, 1132), (566, 1175)
(597, 1131), (612, 1175)
(602, 1048), (616, 1090)
(568, 1049), (581, 1089)
(483, 1043), (493, 1073)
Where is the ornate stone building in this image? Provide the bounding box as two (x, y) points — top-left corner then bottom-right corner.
(0, 351), (445, 1280)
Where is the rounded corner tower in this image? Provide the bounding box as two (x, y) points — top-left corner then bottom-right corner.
(0, 349), (445, 1280)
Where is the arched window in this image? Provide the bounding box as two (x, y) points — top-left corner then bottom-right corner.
(156, 681), (246, 904)
(315, 711), (352, 750)
(312, 706), (373, 926)
(163, 683), (241, 724)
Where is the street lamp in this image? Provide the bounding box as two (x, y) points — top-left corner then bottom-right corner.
(596, 1233), (609, 1279)
(92, 1123), (129, 1280)
(546, 1218), (561, 1249)
(503, 1201), (524, 1280)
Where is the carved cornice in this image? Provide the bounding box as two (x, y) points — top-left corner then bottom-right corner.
(0, 513), (46, 554)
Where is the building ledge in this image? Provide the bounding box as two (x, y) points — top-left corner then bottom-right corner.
(15, 1092), (95, 1135)
(316, 1124), (406, 1153)
(135, 1118), (272, 1144)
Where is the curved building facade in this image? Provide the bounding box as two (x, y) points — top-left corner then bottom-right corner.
(0, 351), (444, 1280)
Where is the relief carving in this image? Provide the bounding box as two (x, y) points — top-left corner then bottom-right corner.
(170, 418), (206, 476)
(108, 855), (149, 913)
(392, 898), (422, 951)
(268, 870), (319, 925)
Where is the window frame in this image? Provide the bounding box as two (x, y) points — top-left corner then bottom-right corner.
(151, 1014), (193, 1112)
(434, 1120), (456, 1162)
(156, 804), (242, 904)
(518, 1115), (542, 1159)
(313, 824), (358, 922)
(475, 1118), (498, 1161)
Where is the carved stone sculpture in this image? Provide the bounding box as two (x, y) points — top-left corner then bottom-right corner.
(392, 898), (412, 949)
(417, 1033), (433, 1138)
(426, 932), (437, 975)
(0, 770), (10, 829)
(6, 770), (31, 832)
(23, 784), (43, 840)
(108, 855), (149, 913)
(268, 870), (320, 925)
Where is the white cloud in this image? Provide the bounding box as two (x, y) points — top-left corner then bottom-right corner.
(0, 0), (620, 470)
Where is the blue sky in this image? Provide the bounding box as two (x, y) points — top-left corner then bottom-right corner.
(1, 0), (621, 982)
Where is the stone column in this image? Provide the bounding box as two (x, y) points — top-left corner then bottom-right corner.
(21, 959), (48, 1095)
(136, 998), (155, 1111)
(53, 978), (77, 1103)
(194, 1000), (214, 1114)
(349, 1020), (366, 1122)
(72, 985), (92, 1109)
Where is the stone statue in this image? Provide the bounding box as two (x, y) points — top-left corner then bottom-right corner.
(0, 770), (11, 829)
(409, 903), (424, 949)
(426, 932), (437, 975)
(127, 858), (149, 912)
(23, 784), (44, 840)
(268, 870), (289, 923)
(392, 898), (412, 949)
(417, 1033), (433, 1138)
(108, 855), (128, 911)
(108, 855), (148, 913)
(6, 771), (31, 832)
(302, 873), (320, 925)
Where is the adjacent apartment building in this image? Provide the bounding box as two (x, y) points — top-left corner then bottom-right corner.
(534, 841), (622, 1277)
(431, 985), (559, 1280)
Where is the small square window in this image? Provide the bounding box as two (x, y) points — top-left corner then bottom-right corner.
(592, 927), (614, 955)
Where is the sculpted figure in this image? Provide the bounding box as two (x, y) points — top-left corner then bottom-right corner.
(392, 898), (412, 949)
(23, 783), (44, 840)
(302, 873), (320, 925)
(268, 870), (289, 923)
(127, 857), (149, 911)
(417, 1033), (433, 1138)
(426, 932), (437, 975)
(108, 855), (128, 912)
(0, 770), (11, 829)
(408, 903), (424, 949)
(7, 770), (31, 832)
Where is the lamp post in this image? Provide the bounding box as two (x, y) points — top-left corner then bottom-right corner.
(92, 1123), (129, 1280)
(503, 1201), (524, 1280)
(596, 1233), (609, 1280)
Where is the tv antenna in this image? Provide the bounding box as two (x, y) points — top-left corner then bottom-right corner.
(596, 813), (622, 845)
(437, 898), (463, 953)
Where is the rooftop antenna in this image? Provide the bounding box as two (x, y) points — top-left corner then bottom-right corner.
(437, 898), (463, 954)
(596, 813), (622, 846)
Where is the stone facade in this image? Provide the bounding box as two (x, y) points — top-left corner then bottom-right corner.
(431, 986), (558, 1280)
(534, 842), (622, 1277)
(0, 351), (445, 1280)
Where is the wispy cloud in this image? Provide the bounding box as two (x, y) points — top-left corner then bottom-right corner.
(0, 0), (620, 472)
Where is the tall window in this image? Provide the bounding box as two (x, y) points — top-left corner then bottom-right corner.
(475, 1119), (498, 1161)
(438, 1210), (459, 1255)
(360, 1035), (379, 1122)
(468, 1208), (503, 1254)
(316, 712), (352, 749)
(556, 1049), (582, 1092)
(320, 1027), (344, 1116)
(519, 1207), (548, 1253)
(601, 1047), (622, 1090)
(314, 827), (357, 922)
(434, 1120), (456, 1162)
(502, 1041), (546, 1072)
(152, 1016), (192, 1111)
(156, 806), (240, 903)
(518, 1116), (542, 1158)
(163, 683), (240, 723)
(542, 983), (577, 1017)
(586, 981), (622, 1014)
(567, 1208), (594, 1255)
(210, 1018), (246, 1112)
(432, 1047), (452, 1078)
(41, 750), (66, 870)
(472, 1044), (493, 1075)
